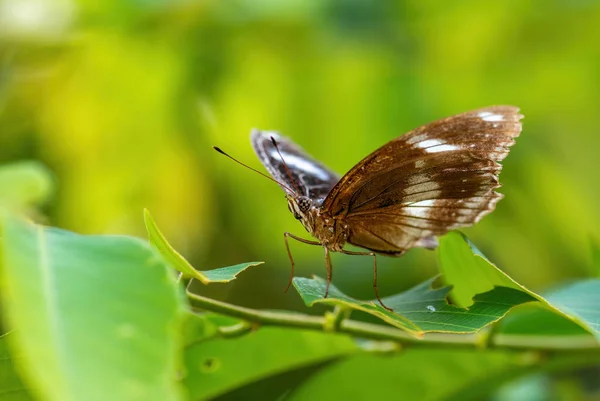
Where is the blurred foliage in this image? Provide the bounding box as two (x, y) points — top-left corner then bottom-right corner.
(0, 1), (599, 399)
(1, 216), (185, 401)
(2, 209), (598, 401)
(0, 161), (53, 214)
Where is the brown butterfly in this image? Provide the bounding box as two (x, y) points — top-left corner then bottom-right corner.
(215, 106), (523, 310)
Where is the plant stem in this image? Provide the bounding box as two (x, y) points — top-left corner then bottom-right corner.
(186, 291), (599, 351)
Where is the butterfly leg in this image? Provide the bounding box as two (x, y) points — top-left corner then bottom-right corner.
(283, 232), (321, 293)
(341, 250), (393, 312)
(323, 246), (332, 298)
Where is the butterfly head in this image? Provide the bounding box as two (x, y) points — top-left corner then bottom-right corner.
(287, 195), (312, 221)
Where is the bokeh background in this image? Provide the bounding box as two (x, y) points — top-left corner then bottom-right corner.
(1, 0), (599, 312)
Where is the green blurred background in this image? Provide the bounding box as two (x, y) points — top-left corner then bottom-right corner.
(1, 0), (599, 311)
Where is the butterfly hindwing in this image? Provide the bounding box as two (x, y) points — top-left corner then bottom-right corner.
(251, 129), (340, 200)
(323, 106), (522, 254)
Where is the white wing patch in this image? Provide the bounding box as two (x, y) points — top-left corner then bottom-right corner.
(478, 111), (504, 122)
(410, 199), (436, 207)
(268, 149), (331, 181)
(404, 199), (437, 219)
(416, 139), (443, 149)
(425, 144), (460, 153)
(414, 138), (460, 153)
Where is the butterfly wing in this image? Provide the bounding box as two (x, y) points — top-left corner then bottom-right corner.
(322, 106), (523, 255)
(251, 129), (341, 200)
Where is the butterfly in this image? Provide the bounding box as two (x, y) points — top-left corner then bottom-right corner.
(216, 106), (522, 311)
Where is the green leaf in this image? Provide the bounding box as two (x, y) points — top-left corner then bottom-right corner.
(293, 276), (535, 335)
(213, 360), (333, 401)
(143, 208), (204, 281)
(183, 327), (358, 400)
(286, 348), (600, 401)
(543, 279), (600, 335)
(438, 232), (600, 339)
(0, 332), (34, 401)
(200, 263), (263, 282)
(293, 233), (600, 338)
(0, 216), (186, 401)
(497, 304), (590, 336)
(493, 305), (597, 350)
(437, 232), (525, 308)
(144, 209), (262, 283)
(0, 162), (54, 210)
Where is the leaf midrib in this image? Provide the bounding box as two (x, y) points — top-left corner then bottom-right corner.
(37, 226), (70, 400)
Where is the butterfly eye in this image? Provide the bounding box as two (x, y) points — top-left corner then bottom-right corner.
(298, 197), (311, 213)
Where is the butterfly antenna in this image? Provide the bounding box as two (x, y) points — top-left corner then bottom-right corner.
(270, 136), (301, 195)
(213, 146), (296, 193)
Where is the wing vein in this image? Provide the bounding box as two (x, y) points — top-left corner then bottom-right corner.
(355, 225), (404, 249)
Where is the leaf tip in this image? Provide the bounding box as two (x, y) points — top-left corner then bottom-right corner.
(248, 261), (265, 267)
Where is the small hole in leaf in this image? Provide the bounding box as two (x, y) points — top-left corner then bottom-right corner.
(444, 295), (456, 306)
(201, 357), (221, 373)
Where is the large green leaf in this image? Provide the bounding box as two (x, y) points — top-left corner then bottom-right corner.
(294, 276), (534, 335)
(183, 327), (358, 400)
(0, 333), (34, 401)
(437, 232), (533, 308)
(438, 232), (600, 339)
(294, 232), (600, 338)
(0, 217), (186, 401)
(211, 360), (333, 401)
(0, 162), (54, 211)
(543, 279), (600, 334)
(144, 209), (262, 283)
(497, 304), (590, 336)
(286, 348), (600, 401)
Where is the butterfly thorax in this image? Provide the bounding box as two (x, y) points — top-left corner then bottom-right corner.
(287, 196), (348, 251)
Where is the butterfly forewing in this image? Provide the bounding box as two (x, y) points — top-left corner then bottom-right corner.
(322, 105), (522, 255)
(251, 129), (340, 200)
